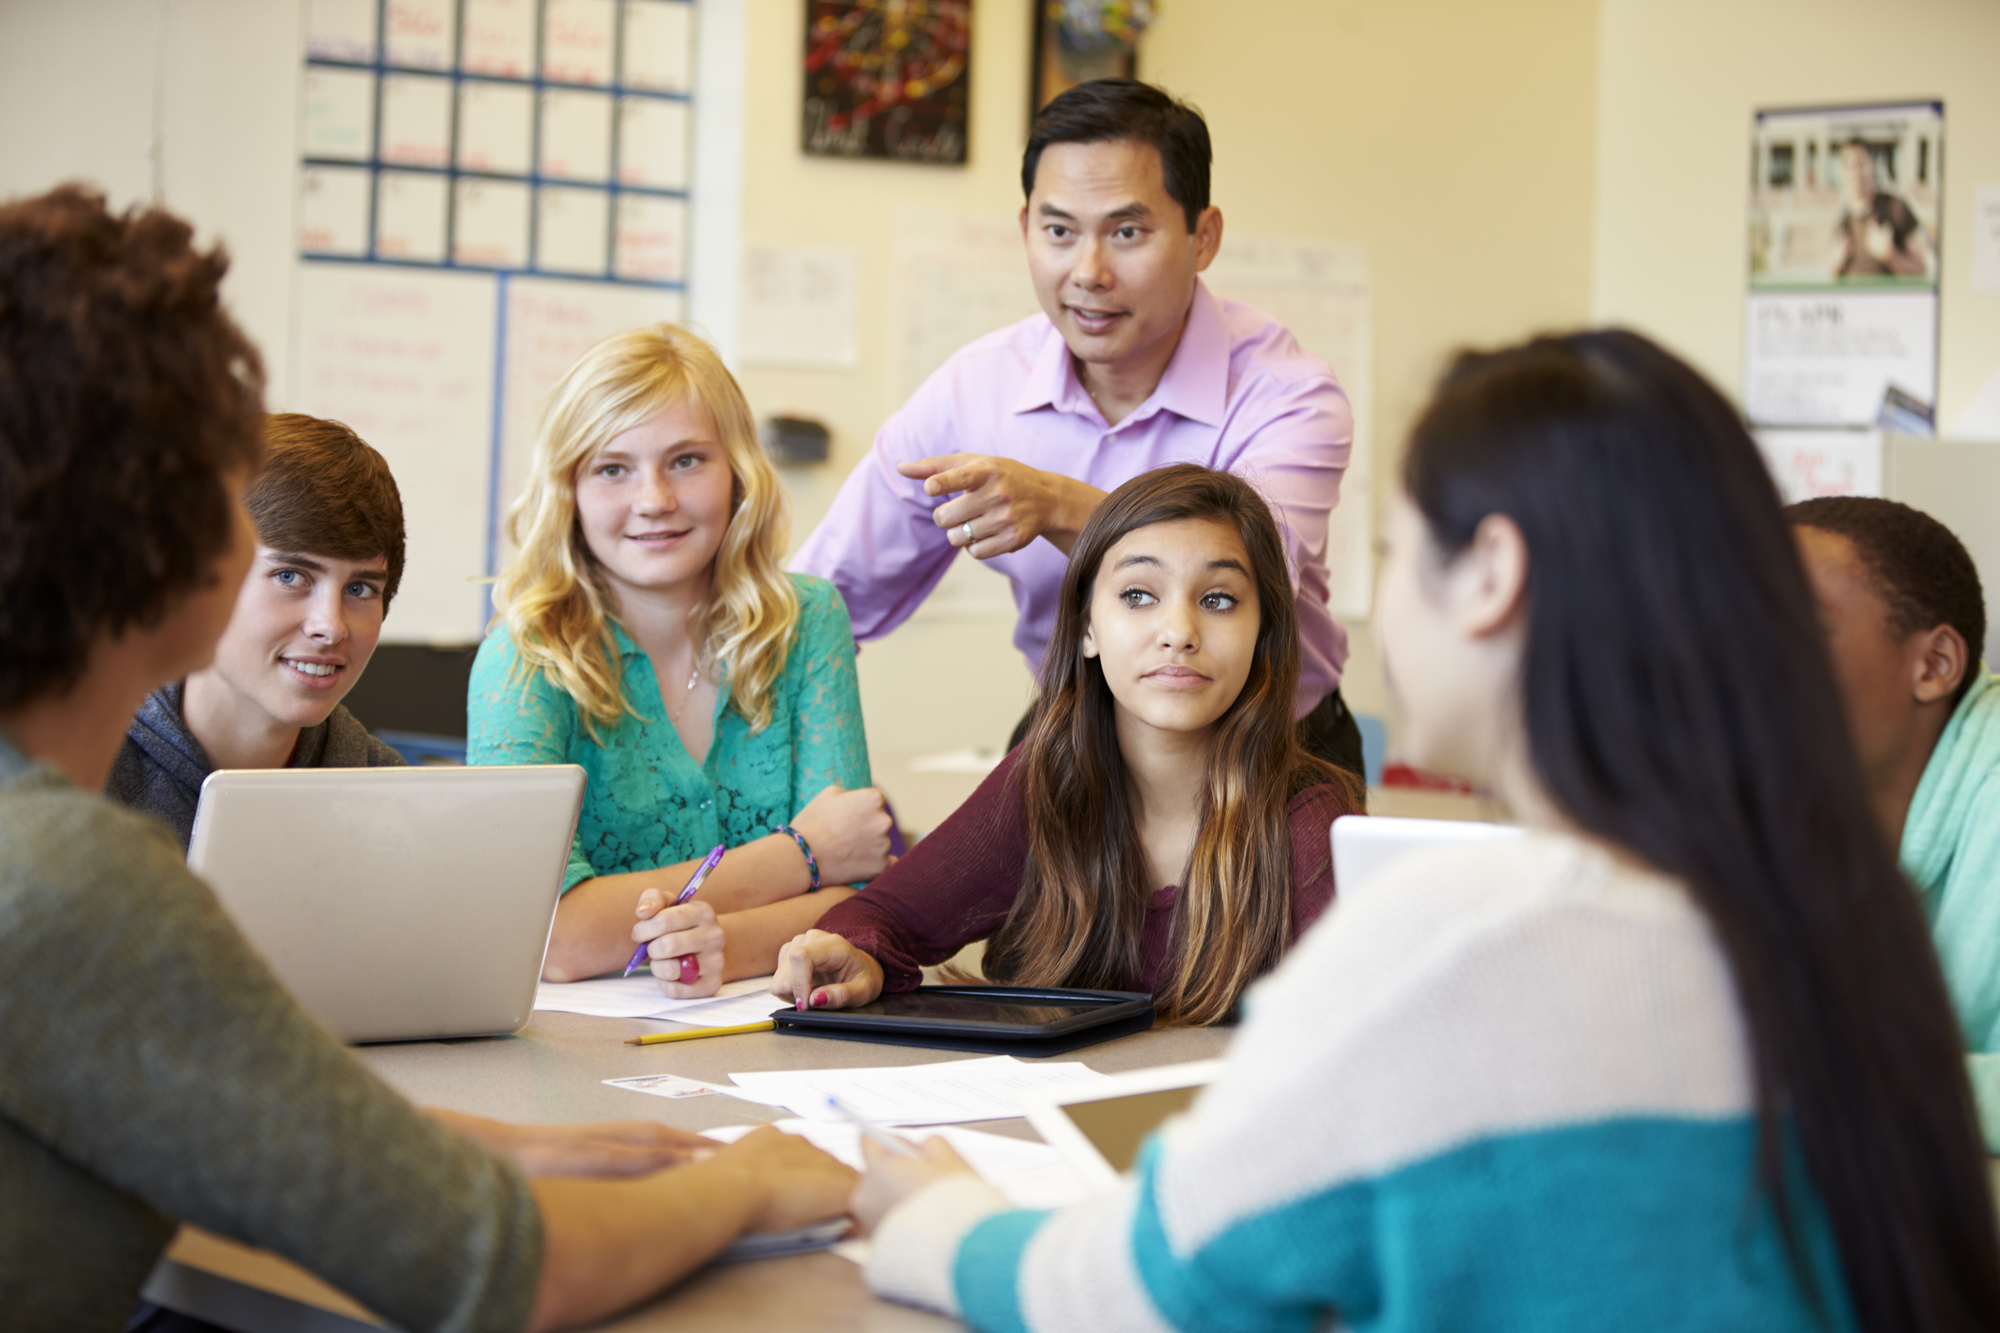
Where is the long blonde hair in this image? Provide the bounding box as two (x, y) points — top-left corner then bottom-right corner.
(492, 323), (798, 734)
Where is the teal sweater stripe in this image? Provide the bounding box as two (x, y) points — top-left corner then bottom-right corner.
(955, 1208), (1054, 1333)
(959, 1117), (1854, 1333)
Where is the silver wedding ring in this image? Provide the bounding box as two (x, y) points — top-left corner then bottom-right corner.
(960, 522), (974, 544)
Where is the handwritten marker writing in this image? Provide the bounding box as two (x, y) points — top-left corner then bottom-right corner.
(622, 844), (727, 980)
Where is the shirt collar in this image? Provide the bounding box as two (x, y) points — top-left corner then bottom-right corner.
(1009, 279), (1229, 429)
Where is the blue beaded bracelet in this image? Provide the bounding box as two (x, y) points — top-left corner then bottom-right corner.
(779, 824), (820, 892)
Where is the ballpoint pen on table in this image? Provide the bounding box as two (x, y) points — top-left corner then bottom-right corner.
(622, 844), (727, 979)
(824, 1094), (920, 1159)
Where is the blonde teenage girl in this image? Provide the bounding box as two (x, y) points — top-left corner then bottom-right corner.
(471, 323), (891, 986)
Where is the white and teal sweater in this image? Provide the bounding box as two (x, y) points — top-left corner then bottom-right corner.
(867, 833), (1855, 1332)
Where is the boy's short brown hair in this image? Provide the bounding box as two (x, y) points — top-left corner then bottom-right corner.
(251, 415), (406, 609)
(0, 185), (265, 710)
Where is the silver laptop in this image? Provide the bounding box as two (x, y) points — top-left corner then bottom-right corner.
(188, 764), (586, 1043)
(1331, 814), (1522, 894)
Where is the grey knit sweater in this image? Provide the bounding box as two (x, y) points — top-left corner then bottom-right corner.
(105, 680), (405, 848)
(0, 732), (540, 1329)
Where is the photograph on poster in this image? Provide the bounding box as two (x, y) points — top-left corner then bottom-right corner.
(1745, 102), (1942, 431)
(802, 0), (969, 163)
(1750, 102), (1940, 290)
(1031, 0), (1152, 116)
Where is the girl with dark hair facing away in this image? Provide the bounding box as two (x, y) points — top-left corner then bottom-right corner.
(841, 331), (2000, 1331)
(772, 464), (1364, 1027)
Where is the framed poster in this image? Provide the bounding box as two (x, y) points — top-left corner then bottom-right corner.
(1031, 1), (1149, 115)
(1745, 102), (1942, 431)
(802, 1), (970, 164)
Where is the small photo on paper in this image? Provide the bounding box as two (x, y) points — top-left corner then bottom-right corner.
(614, 194), (687, 283)
(618, 98), (690, 191)
(298, 164), (372, 256)
(301, 67), (376, 162)
(543, 0), (616, 86)
(382, 0), (455, 70)
(622, 0), (694, 93)
(461, 0), (537, 78)
(535, 185), (611, 276)
(604, 1073), (720, 1100)
(306, 0), (377, 63)
(453, 178), (532, 268)
(458, 81), (534, 176)
(379, 73), (453, 168)
(1749, 103), (1941, 290)
(539, 88), (614, 182)
(375, 170), (449, 263)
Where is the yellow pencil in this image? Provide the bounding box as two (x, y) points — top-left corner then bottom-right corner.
(623, 1019), (775, 1045)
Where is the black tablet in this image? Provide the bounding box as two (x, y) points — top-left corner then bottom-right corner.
(772, 985), (1155, 1056)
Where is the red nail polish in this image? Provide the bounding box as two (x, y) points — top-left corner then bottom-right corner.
(810, 990), (825, 1008)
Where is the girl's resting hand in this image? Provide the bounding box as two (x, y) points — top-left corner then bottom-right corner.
(789, 783), (895, 885)
(770, 930), (886, 1011)
(717, 1126), (861, 1234)
(851, 1136), (978, 1235)
(632, 894), (724, 997)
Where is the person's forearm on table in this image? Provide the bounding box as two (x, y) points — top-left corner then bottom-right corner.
(718, 890), (856, 979)
(542, 835), (815, 981)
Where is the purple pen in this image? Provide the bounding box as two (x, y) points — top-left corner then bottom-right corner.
(622, 843), (727, 979)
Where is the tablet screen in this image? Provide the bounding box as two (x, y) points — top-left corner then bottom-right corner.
(848, 992), (1113, 1030)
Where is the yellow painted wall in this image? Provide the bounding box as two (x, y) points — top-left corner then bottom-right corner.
(1593, 0), (2000, 427)
(733, 0), (1604, 756)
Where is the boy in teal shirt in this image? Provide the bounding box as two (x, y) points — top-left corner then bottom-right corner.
(1790, 496), (2000, 1145)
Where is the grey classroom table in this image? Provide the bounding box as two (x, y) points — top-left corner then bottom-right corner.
(142, 1007), (1232, 1331)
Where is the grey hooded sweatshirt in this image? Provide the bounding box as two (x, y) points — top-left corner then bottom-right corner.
(104, 681), (405, 849)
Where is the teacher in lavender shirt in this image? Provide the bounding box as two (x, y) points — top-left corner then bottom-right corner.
(792, 79), (1362, 774)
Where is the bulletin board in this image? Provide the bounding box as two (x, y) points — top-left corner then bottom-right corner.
(292, 0), (695, 644)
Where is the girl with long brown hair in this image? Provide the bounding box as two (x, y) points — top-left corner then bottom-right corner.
(771, 464), (1365, 1026)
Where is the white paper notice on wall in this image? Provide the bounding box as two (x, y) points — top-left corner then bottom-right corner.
(1973, 187), (2000, 295)
(1753, 429), (1884, 503)
(495, 276), (685, 555)
(738, 245), (858, 369)
(1744, 291), (1939, 429)
(1205, 236), (1374, 621)
(891, 208), (1039, 404)
(293, 263), (500, 644)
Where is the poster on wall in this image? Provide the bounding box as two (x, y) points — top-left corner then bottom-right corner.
(1745, 102), (1942, 433)
(802, 0), (970, 163)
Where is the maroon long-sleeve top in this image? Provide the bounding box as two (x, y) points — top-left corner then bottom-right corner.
(818, 750), (1359, 995)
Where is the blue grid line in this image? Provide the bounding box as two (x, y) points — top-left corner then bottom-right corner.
(310, 57), (692, 103)
(297, 251), (685, 290)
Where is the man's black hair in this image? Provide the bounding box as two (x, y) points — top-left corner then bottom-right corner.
(1788, 495), (1987, 706)
(1022, 79), (1210, 232)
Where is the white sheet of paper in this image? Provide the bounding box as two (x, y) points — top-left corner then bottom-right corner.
(461, 0), (536, 77)
(725, 1056), (1115, 1127)
(380, 73), (453, 168)
(453, 178), (531, 268)
(535, 185), (610, 276)
(612, 194), (687, 282)
(307, 0), (377, 62)
(298, 165), (371, 256)
(301, 67), (376, 162)
(704, 1119), (1087, 1211)
(533, 973), (778, 1020)
(622, 0), (694, 92)
(1945, 366), (2000, 442)
(383, 0), (454, 69)
(542, 0), (616, 85)
(739, 245), (858, 369)
(538, 88), (614, 182)
(1973, 187), (2000, 296)
(617, 96), (691, 190)
(374, 170), (449, 262)
(457, 81), (534, 175)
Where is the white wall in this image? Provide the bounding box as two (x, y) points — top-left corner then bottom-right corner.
(1593, 0), (2000, 428)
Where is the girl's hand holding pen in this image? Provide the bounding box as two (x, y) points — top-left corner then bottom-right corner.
(770, 930), (885, 1012)
(849, 1136), (978, 1235)
(630, 893), (724, 997)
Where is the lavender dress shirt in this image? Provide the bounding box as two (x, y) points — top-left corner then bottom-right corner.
(791, 279), (1353, 716)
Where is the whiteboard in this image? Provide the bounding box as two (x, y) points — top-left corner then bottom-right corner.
(293, 262), (499, 644)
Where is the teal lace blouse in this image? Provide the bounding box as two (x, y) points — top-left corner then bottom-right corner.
(467, 573), (872, 892)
